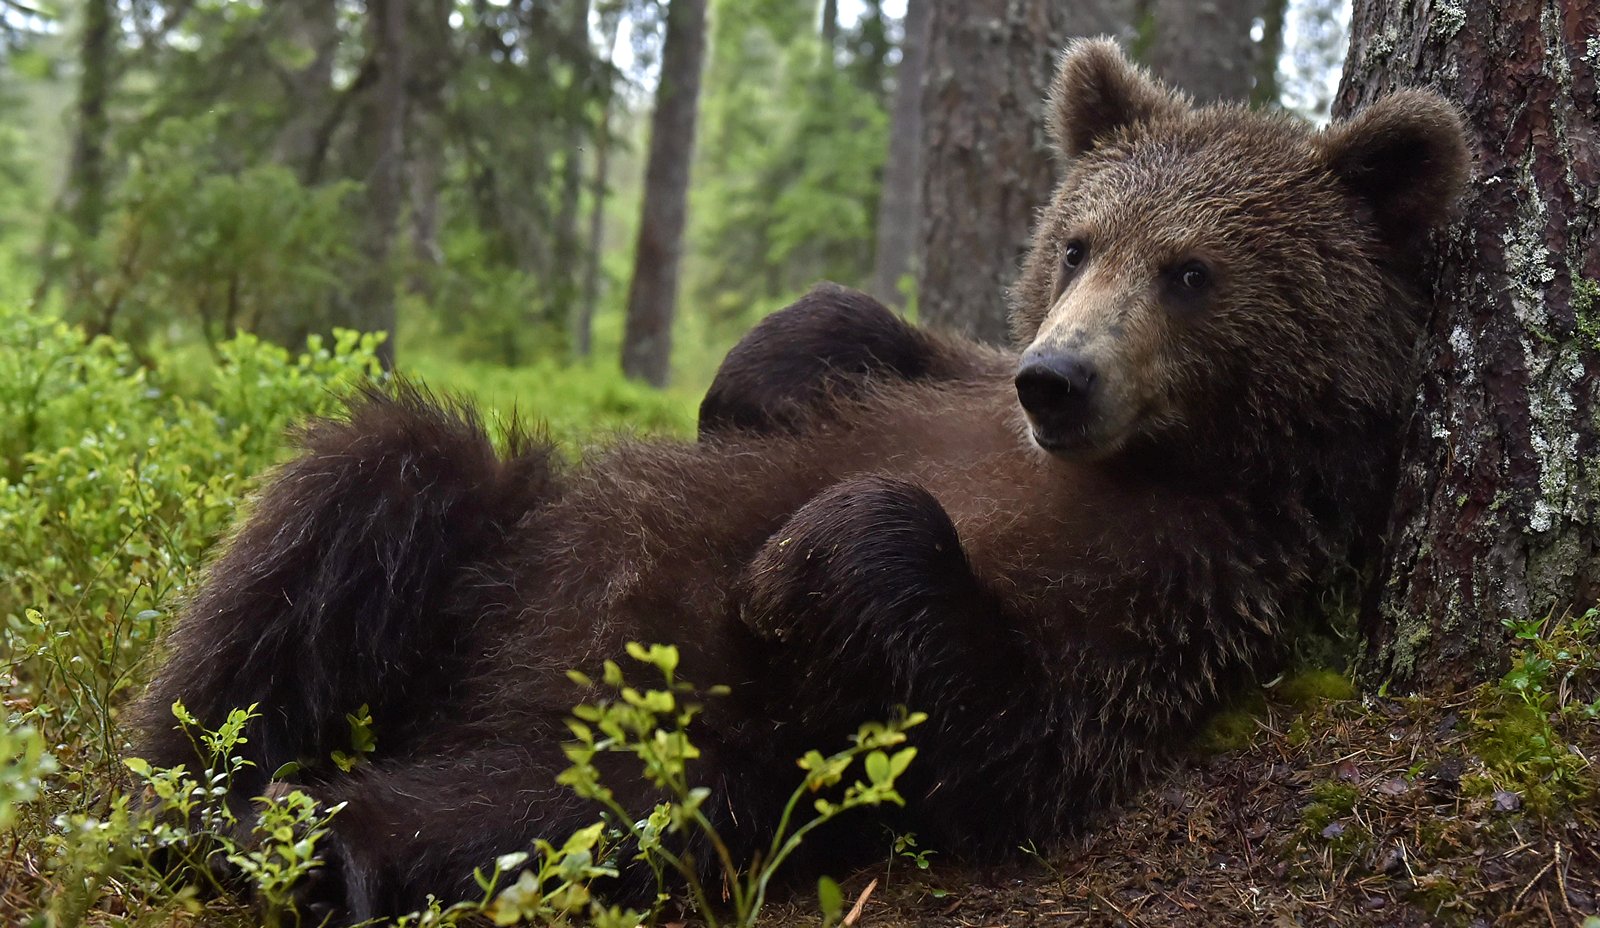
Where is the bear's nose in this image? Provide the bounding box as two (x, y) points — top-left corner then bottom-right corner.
(1015, 351), (1099, 426)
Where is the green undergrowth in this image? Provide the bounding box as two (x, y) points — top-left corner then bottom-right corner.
(0, 303), (883, 927)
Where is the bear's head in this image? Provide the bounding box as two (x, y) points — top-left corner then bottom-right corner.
(1010, 39), (1470, 473)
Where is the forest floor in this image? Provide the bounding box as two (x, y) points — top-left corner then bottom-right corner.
(762, 676), (1600, 928)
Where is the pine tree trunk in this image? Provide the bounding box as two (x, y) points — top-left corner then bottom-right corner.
(917, 1), (1129, 344)
(350, 0), (408, 369)
(621, 0), (708, 386)
(271, 0), (340, 181)
(1341, 0), (1600, 691)
(553, 0), (592, 349)
(577, 22), (622, 359)
(64, 0), (112, 242)
(1250, 0), (1287, 106)
(869, 0), (928, 309)
(1145, 0), (1262, 102)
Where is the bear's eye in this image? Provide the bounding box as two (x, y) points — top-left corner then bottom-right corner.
(1062, 241), (1088, 271)
(1176, 261), (1211, 291)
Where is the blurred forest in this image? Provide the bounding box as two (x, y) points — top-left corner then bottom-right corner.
(0, 0), (1350, 391)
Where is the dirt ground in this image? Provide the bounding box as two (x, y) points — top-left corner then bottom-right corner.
(761, 692), (1600, 928)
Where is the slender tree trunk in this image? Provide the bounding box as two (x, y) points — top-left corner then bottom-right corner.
(577, 23), (622, 359)
(1251, 0), (1288, 106)
(620, 0), (708, 386)
(407, 0), (454, 297)
(554, 0), (592, 351)
(1145, 0), (1262, 102)
(870, 0), (928, 309)
(1343, 0), (1600, 690)
(271, 0), (339, 180)
(918, 0), (1129, 343)
(350, 0), (409, 368)
(64, 0), (112, 241)
(821, 0), (839, 50)
(37, 0), (114, 312)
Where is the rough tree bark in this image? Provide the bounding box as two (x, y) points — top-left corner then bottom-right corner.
(621, 0), (708, 386)
(869, 0), (928, 309)
(1341, 0), (1600, 690)
(919, 1), (1132, 344)
(1145, 0), (1263, 102)
(349, 0), (408, 369)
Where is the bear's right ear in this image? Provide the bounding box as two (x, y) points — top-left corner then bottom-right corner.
(1048, 38), (1185, 159)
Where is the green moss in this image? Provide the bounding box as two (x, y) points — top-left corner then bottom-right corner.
(1574, 276), (1600, 349)
(1193, 689), (1269, 754)
(1273, 669), (1357, 708)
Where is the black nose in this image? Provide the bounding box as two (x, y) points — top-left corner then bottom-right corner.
(1015, 351), (1099, 427)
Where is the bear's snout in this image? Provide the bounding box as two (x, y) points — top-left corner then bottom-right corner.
(1016, 349), (1099, 449)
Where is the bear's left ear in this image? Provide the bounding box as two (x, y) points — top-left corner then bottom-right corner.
(1318, 90), (1473, 246)
(1048, 38), (1186, 160)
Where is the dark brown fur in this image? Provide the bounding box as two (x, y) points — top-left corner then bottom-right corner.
(133, 40), (1470, 921)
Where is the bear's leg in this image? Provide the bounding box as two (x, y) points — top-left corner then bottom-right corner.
(133, 387), (560, 799)
(286, 743), (711, 923)
(698, 284), (1009, 439)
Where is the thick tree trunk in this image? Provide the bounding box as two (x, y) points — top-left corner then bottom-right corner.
(917, 1), (1129, 344)
(1342, 0), (1600, 690)
(621, 0), (708, 386)
(350, 0), (408, 369)
(869, 0), (928, 309)
(1145, 0), (1262, 102)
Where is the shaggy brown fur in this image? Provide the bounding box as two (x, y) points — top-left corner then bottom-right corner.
(133, 40), (1470, 922)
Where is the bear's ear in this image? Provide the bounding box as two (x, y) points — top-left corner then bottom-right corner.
(1318, 90), (1473, 246)
(1047, 38), (1186, 159)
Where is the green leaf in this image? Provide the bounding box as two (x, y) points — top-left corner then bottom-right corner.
(818, 875), (844, 927)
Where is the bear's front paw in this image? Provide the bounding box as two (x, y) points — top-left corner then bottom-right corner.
(740, 475), (974, 643)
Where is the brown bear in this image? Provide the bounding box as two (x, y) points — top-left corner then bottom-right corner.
(134, 39), (1470, 921)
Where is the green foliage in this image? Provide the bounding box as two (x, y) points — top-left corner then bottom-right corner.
(63, 116), (360, 349)
(1465, 609), (1600, 812)
(687, 2), (890, 335)
(561, 643), (925, 928)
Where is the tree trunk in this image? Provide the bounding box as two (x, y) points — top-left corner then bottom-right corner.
(1145, 0), (1262, 102)
(406, 0), (454, 297)
(918, 0), (1129, 343)
(869, 0), (928, 309)
(554, 0), (592, 351)
(620, 0), (708, 386)
(821, 0), (839, 51)
(38, 0), (114, 315)
(1342, 0), (1600, 691)
(350, 0), (408, 369)
(577, 21), (622, 359)
(271, 0), (340, 181)
(64, 0), (112, 242)
(1250, 0), (1288, 107)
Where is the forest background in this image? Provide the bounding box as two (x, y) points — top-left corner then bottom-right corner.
(0, 0), (1348, 394)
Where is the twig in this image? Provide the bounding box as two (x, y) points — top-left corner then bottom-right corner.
(1511, 845), (1557, 909)
(843, 877), (877, 926)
